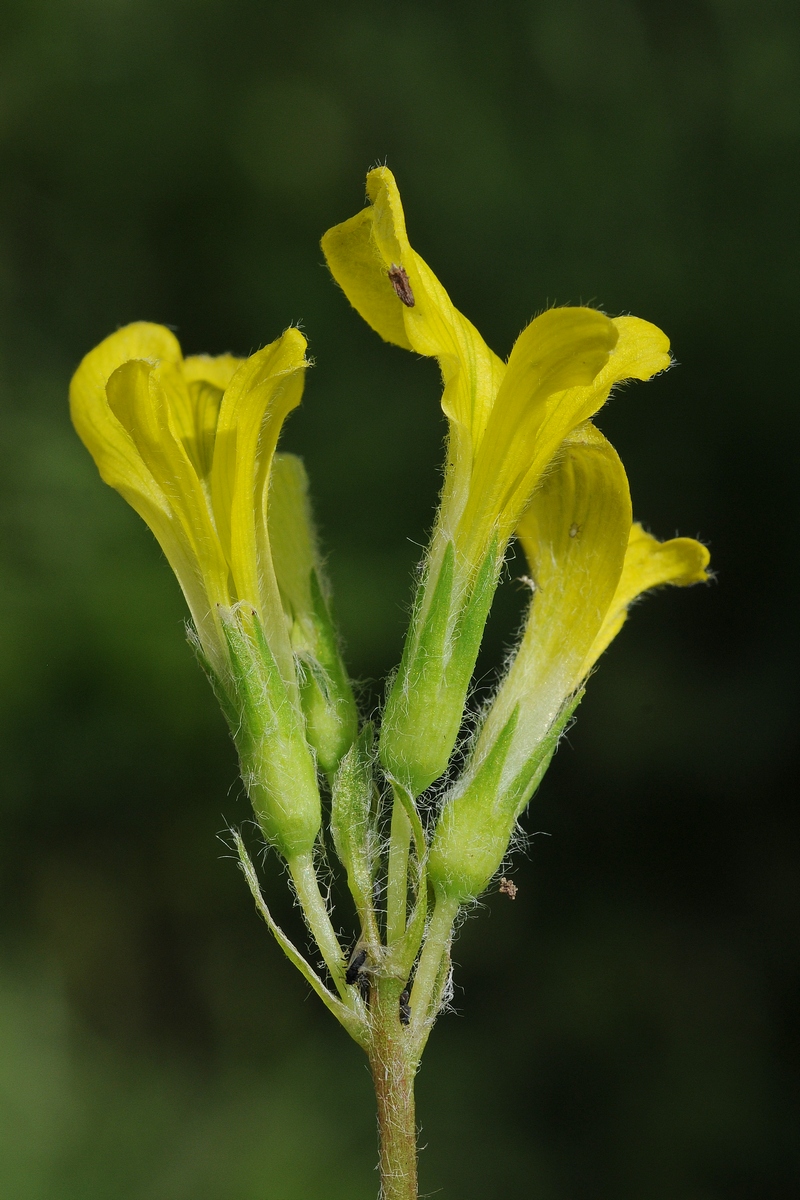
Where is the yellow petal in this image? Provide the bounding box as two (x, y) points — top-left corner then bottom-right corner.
(462, 313), (670, 552)
(69, 324), (233, 660)
(69, 321), (182, 502)
(531, 315), (671, 479)
(106, 357), (232, 629)
(320, 195), (412, 351)
(183, 354), (244, 391)
(471, 423), (631, 781)
(582, 523), (711, 671)
(462, 307), (619, 551)
(211, 329), (309, 678)
(181, 354), (244, 481)
(322, 166), (505, 448)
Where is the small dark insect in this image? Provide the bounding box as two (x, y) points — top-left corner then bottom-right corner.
(388, 263), (415, 307)
(399, 987), (411, 1026)
(345, 947), (368, 985)
(499, 877), (518, 900)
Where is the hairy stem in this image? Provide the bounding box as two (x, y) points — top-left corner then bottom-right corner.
(369, 977), (419, 1200)
(286, 851), (349, 1000)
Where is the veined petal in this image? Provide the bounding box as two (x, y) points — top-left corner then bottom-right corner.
(183, 354), (244, 391)
(322, 166), (505, 448)
(461, 313), (670, 556)
(70, 323), (230, 659)
(471, 423), (631, 783)
(581, 523), (711, 672)
(106, 358), (232, 632)
(537, 312), (669, 439)
(181, 354), (244, 482)
(527, 316), (671, 486)
(69, 322), (183, 501)
(319, 188), (411, 351)
(462, 307), (618, 551)
(211, 329), (309, 679)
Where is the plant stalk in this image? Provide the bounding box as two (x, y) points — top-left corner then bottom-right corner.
(369, 977), (419, 1200)
(409, 892), (458, 1052)
(286, 851), (349, 1000)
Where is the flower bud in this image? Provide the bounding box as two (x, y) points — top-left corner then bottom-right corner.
(269, 454), (358, 776)
(330, 725), (379, 922)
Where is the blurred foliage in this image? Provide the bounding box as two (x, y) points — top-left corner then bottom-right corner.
(1, 0), (798, 1196)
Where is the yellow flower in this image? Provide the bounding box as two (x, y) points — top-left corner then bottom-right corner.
(428, 422), (710, 903)
(322, 167), (671, 571)
(322, 167), (674, 796)
(70, 321), (307, 683)
(480, 422), (709, 776)
(69, 321), (357, 859)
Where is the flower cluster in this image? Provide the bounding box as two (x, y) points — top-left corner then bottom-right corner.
(70, 168), (709, 1053)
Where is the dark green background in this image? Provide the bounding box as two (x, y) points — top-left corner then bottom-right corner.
(1, 1), (797, 1197)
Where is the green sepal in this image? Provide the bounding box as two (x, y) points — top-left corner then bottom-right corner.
(446, 534), (499, 688)
(187, 627), (241, 734)
(428, 691), (583, 905)
(219, 606), (321, 861)
(296, 569), (359, 778)
(330, 723), (379, 925)
(507, 689), (584, 821)
(380, 537), (501, 797)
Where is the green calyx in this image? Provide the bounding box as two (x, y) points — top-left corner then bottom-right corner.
(379, 537), (500, 798)
(428, 692), (583, 905)
(218, 605), (322, 860)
